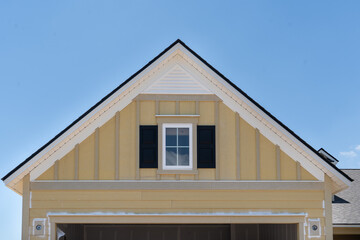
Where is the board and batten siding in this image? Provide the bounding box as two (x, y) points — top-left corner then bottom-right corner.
(31, 99), (325, 240)
(37, 100), (316, 182)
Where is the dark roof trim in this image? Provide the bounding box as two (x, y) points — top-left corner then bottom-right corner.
(2, 39), (353, 182)
(318, 148), (339, 162)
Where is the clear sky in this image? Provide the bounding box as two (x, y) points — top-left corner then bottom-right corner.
(1, 1), (360, 239)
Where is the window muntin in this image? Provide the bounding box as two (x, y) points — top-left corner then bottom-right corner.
(162, 123), (192, 170)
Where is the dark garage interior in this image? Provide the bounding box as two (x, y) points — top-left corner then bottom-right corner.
(57, 223), (298, 240)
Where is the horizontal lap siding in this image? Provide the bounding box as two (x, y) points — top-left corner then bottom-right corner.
(30, 189), (325, 239)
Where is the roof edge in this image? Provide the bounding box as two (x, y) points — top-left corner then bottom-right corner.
(1, 39), (183, 181)
(2, 39), (353, 184)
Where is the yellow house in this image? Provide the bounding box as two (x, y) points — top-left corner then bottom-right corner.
(2, 40), (353, 240)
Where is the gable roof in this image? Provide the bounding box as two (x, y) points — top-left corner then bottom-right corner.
(2, 39), (352, 193)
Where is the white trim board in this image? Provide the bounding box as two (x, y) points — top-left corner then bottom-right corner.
(4, 41), (351, 194)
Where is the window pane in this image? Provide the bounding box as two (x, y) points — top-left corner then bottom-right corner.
(178, 128), (189, 146)
(178, 147), (189, 166)
(166, 128), (177, 146)
(166, 147), (177, 166)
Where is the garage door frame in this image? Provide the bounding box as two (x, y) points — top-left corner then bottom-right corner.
(49, 213), (306, 240)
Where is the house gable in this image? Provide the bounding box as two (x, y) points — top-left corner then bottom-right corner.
(36, 99), (317, 182)
(3, 39), (351, 194)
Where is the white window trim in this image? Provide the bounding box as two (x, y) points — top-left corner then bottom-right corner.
(162, 123), (193, 170)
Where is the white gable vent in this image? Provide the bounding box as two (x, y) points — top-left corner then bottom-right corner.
(143, 64), (212, 94)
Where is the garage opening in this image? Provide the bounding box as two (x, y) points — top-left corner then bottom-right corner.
(57, 223), (298, 240)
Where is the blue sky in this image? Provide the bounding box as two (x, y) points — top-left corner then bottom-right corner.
(1, 1), (360, 239)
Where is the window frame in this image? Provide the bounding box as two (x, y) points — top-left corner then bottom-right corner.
(156, 117), (198, 174)
(162, 123), (193, 170)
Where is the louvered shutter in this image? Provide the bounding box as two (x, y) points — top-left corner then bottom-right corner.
(197, 126), (216, 168)
(139, 126), (158, 168)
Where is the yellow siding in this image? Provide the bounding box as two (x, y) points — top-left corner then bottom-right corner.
(36, 166), (54, 180)
(36, 99), (317, 182)
(259, 134), (277, 180)
(239, 118), (257, 180)
(179, 101), (196, 115)
(140, 101), (156, 125)
(159, 101), (176, 115)
(160, 174), (176, 180)
(79, 133), (95, 180)
(179, 174), (195, 180)
(29, 189), (326, 239)
(140, 169), (157, 180)
(219, 103), (236, 180)
(198, 101), (214, 125)
(280, 150), (297, 180)
(119, 102), (136, 179)
(198, 169), (216, 180)
(99, 116), (116, 180)
(58, 149), (75, 180)
(301, 167), (317, 180)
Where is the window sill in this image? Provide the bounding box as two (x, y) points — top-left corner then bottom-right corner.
(157, 169), (198, 175)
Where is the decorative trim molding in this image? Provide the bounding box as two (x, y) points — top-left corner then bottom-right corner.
(135, 94), (220, 102)
(30, 180), (325, 191)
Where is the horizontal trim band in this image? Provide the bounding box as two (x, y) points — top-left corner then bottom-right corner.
(134, 94), (221, 101)
(333, 224), (360, 227)
(49, 213), (306, 224)
(30, 180), (324, 191)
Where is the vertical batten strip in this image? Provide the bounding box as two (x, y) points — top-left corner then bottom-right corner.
(115, 111), (120, 180)
(135, 100), (140, 180)
(195, 101), (199, 115)
(276, 145), (281, 180)
(155, 100), (159, 115)
(296, 162), (301, 180)
(74, 144), (79, 180)
(54, 160), (59, 180)
(195, 101), (199, 180)
(235, 113), (240, 180)
(176, 101), (180, 114)
(215, 101), (220, 180)
(155, 100), (160, 180)
(94, 127), (99, 180)
(22, 174), (30, 240)
(255, 128), (260, 180)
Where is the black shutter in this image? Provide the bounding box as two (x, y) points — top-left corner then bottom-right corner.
(140, 126), (158, 168)
(197, 126), (216, 168)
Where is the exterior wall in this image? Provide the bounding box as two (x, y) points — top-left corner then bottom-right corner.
(28, 189), (326, 240)
(31, 98), (325, 240)
(37, 100), (316, 182)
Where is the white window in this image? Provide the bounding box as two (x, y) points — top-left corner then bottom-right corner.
(162, 123), (192, 170)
